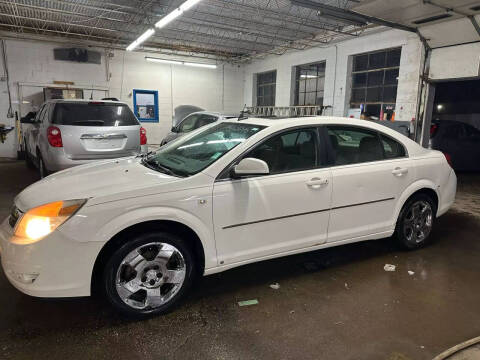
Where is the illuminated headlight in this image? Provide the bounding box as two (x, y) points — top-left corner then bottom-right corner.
(13, 199), (87, 244)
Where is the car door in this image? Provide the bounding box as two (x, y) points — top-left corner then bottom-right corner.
(212, 127), (332, 265)
(326, 125), (413, 243)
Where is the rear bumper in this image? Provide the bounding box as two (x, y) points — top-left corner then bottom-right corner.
(44, 147), (142, 172)
(0, 216), (103, 298)
(437, 169), (457, 217)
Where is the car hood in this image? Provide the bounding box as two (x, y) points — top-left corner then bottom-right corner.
(14, 157), (185, 211)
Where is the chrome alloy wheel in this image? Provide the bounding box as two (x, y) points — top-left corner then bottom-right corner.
(115, 242), (186, 310)
(403, 200), (433, 244)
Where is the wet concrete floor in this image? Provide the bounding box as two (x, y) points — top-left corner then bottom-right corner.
(1, 161), (480, 360)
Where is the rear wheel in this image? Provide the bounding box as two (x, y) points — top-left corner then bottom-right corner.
(394, 193), (436, 249)
(102, 231), (195, 318)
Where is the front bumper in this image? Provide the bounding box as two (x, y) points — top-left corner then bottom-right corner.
(0, 216), (103, 298)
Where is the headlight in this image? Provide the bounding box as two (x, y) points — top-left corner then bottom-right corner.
(13, 199), (87, 244)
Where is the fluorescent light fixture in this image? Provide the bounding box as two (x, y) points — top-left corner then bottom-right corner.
(155, 0), (203, 28)
(126, 28), (155, 51)
(184, 62), (217, 69)
(145, 56), (217, 69)
(300, 74), (318, 79)
(155, 8), (183, 28)
(180, 0), (203, 11)
(145, 57), (182, 65)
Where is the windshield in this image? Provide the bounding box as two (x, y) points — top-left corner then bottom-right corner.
(143, 122), (265, 177)
(53, 102), (139, 126)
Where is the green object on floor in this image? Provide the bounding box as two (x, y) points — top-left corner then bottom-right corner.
(238, 299), (259, 307)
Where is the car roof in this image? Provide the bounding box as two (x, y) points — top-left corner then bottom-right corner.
(225, 116), (419, 142)
(188, 111), (238, 118)
(46, 99), (127, 105)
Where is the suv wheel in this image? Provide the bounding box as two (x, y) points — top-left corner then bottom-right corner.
(102, 231), (196, 318)
(394, 193), (436, 249)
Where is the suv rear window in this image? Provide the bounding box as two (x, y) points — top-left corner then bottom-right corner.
(52, 102), (139, 126)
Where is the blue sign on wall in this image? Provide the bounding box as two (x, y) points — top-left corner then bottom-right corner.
(133, 89), (159, 123)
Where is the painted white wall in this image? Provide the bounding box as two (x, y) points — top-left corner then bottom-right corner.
(0, 39), (245, 157)
(244, 29), (423, 122)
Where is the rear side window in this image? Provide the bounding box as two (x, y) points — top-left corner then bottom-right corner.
(380, 134), (406, 158)
(327, 126), (383, 165)
(52, 102), (139, 126)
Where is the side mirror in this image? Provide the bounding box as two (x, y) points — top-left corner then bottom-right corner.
(171, 126), (177, 133)
(232, 158), (269, 178)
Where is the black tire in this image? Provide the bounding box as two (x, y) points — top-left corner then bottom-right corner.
(102, 231), (196, 318)
(394, 193), (436, 250)
(24, 141), (35, 169)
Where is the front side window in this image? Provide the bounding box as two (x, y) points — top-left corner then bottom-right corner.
(256, 71), (276, 106)
(328, 126), (383, 165)
(294, 62), (326, 106)
(143, 123), (264, 177)
(350, 48), (401, 121)
(246, 128), (318, 174)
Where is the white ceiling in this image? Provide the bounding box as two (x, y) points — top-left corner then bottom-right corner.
(352, 0), (480, 48)
(352, 0), (479, 26)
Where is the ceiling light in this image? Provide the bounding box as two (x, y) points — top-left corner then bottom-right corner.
(184, 62), (217, 69)
(126, 28), (155, 51)
(180, 0), (203, 11)
(155, 8), (183, 28)
(145, 57), (216, 69)
(146, 57), (182, 65)
(155, 0), (203, 28)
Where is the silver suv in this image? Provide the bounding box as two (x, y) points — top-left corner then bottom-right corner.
(160, 111), (237, 145)
(22, 99), (147, 178)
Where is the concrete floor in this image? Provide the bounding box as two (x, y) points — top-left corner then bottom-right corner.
(1, 160), (480, 360)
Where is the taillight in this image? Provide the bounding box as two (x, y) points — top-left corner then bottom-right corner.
(443, 152), (452, 167)
(140, 127), (147, 145)
(47, 126), (63, 147)
(430, 124), (438, 137)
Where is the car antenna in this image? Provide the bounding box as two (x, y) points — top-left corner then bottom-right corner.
(238, 104), (250, 121)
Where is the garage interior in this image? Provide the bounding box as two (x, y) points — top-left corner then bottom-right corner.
(0, 1), (480, 359)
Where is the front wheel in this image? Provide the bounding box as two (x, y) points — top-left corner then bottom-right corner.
(394, 194), (436, 250)
(102, 232), (196, 318)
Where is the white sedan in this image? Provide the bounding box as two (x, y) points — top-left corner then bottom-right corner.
(0, 117), (456, 317)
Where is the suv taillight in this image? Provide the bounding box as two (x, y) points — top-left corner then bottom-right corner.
(140, 127), (147, 145)
(47, 126), (63, 147)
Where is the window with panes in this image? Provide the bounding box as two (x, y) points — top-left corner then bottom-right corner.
(256, 71), (276, 106)
(294, 62), (326, 106)
(350, 48), (401, 121)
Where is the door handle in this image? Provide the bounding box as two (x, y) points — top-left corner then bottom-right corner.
(392, 167), (408, 176)
(306, 177), (329, 189)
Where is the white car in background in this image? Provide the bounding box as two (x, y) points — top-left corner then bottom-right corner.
(1, 117), (456, 317)
(160, 111), (238, 145)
